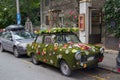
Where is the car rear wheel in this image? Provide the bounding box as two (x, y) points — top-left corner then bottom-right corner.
(60, 60), (71, 76)
(14, 47), (20, 58)
(0, 44), (4, 52)
(32, 54), (39, 65)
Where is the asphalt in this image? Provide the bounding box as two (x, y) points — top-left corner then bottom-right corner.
(98, 49), (120, 74)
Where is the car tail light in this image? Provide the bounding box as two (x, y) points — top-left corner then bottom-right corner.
(118, 50), (120, 58)
(98, 57), (103, 62)
(117, 68), (120, 72)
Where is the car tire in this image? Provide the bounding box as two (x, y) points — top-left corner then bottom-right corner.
(14, 47), (20, 58)
(0, 44), (4, 52)
(32, 54), (39, 65)
(60, 60), (71, 76)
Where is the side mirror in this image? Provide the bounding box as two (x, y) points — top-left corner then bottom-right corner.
(9, 38), (13, 41)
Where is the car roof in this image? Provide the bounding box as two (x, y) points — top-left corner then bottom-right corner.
(36, 28), (79, 34)
(5, 25), (25, 31)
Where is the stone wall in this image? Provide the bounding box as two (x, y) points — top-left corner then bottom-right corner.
(50, 0), (78, 12)
(105, 37), (119, 50)
(42, 0), (79, 28)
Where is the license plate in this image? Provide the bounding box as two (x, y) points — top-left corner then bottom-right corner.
(87, 57), (94, 61)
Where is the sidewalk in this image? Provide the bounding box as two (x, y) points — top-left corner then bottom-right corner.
(98, 49), (120, 73)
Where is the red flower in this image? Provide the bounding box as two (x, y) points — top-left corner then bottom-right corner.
(38, 51), (40, 55)
(74, 15), (77, 19)
(69, 11), (74, 15)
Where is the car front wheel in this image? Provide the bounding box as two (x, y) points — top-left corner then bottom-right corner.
(14, 47), (20, 58)
(60, 60), (71, 76)
(0, 44), (4, 52)
(32, 54), (39, 65)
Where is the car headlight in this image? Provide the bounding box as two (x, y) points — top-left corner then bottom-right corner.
(17, 43), (26, 48)
(75, 50), (81, 60)
(100, 47), (104, 54)
(18, 43), (24, 47)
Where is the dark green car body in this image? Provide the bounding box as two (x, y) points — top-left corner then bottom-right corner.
(26, 28), (104, 75)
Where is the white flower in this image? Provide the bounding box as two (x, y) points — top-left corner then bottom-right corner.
(65, 50), (69, 54)
(57, 54), (62, 59)
(50, 60), (53, 64)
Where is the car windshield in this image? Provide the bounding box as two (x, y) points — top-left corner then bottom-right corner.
(56, 33), (80, 44)
(13, 31), (34, 40)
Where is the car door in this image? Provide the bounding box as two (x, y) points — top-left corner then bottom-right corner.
(6, 32), (14, 52)
(43, 34), (58, 65)
(0, 32), (9, 50)
(2, 31), (14, 52)
(35, 34), (46, 61)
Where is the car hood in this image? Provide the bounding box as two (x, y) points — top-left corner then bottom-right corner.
(17, 39), (34, 43)
(61, 43), (101, 55)
(16, 39), (34, 48)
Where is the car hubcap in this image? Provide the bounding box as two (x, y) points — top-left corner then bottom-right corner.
(61, 61), (71, 76)
(14, 48), (19, 57)
(0, 44), (3, 52)
(32, 55), (38, 64)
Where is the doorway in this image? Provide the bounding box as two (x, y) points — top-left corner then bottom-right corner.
(89, 9), (103, 44)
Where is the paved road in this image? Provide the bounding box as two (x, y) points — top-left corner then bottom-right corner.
(0, 51), (120, 80)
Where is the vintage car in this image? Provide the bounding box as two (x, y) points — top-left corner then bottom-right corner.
(26, 28), (104, 76)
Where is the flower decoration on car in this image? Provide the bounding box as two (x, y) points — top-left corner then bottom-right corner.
(57, 54), (62, 59)
(38, 28), (78, 34)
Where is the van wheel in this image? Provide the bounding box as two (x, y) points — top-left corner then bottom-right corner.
(14, 47), (20, 58)
(60, 60), (71, 76)
(32, 54), (39, 65)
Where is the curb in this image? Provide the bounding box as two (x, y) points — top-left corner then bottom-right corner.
(98, 65), (120, 74)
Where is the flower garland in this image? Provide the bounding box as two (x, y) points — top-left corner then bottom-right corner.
(34, 27), (79, 34)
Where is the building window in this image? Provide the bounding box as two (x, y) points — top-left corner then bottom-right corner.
(45, 0), (49, 6)
(46, 16), (49, 25)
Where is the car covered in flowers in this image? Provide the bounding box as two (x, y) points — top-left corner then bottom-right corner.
(26, 28), (104, 76)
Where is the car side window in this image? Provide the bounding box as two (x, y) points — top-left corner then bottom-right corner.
(56, 35), (66, 44)
(7, 33), (12, 40)
(2, 32), (8, 39)
(44, 35), (53, 44)
(36, 35), (43, 43)
(3, 32), (12, 40)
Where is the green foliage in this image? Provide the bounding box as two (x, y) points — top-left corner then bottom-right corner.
(0, 0), (16, 28)
(20, 0), (40, 25)
(0, 0), (40, 28)
(104, 0), (120, 38)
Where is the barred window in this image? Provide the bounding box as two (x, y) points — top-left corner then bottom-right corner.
(45, 0), (49, 6)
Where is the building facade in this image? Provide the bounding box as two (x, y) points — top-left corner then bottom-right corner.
(41, 0), (108, 46)
(41, 0), (79, 28)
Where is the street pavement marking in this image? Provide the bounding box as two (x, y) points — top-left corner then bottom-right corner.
(80, 71), (107, 80)
(22, 60), (33, 65)
(21, 59), (107, 80)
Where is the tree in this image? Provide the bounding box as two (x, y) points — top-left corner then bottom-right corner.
(104, 0), (120, 38)
(0, 0), (40, 28)
(20, 0), (40, 25)
(0, 0), (16, 28)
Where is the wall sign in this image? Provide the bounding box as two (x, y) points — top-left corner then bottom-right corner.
(78, 14), (85, 31)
